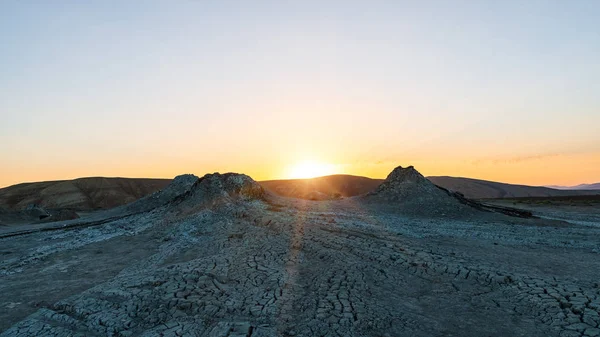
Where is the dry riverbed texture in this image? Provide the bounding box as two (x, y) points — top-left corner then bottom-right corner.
(0, 167), (599, 337)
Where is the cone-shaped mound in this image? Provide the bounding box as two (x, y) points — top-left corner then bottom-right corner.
(364, 165), (533, 218)
(369, 166), (447, 201)
(363, 165), (473, 217)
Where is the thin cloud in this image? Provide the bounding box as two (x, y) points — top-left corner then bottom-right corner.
(472, 153), (563, 166)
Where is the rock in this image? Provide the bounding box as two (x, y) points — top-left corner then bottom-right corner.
(585, 328), (600, 337)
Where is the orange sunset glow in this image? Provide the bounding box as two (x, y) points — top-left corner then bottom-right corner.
(0, 2), (599, 189)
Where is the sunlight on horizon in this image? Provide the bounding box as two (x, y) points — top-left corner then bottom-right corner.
(0, 2), (598, 187)
(285, 160), (341, 179)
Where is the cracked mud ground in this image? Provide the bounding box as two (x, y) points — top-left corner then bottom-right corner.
(1, 171), (599, 337)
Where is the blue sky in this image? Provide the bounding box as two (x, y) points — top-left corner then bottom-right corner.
(1, 1), (599, 186)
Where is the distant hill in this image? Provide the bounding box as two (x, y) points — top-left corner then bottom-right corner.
(259, 175), (384, 200)
(261, 174), (600, 200)
(0, 177), (171, 211)
(2, 174), (597, 213)
(428, 176), (600, 199)
(574, 183), (600, 190)
(546, 183), (600, 190)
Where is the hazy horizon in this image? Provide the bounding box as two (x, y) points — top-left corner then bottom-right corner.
(2, 1), (599, 187)
(1, 169), (599, 191)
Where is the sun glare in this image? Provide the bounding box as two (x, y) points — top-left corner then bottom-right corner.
(287, 161), (338, 179)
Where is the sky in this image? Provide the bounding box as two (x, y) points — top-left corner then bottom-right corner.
(1, 0), (599, 187)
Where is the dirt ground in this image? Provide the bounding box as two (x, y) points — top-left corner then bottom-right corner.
(0, 177), (599, 336)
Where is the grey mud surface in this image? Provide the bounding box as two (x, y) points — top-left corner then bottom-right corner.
(1, 190), (599, 336)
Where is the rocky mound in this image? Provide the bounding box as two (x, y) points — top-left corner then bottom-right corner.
(365, 165), (533, 218)
(367, 166), (461, 204)
(173, 173), (265, 214)
(122, 172), (265, 215)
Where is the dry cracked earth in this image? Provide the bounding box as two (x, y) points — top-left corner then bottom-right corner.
(1, 167), (599, 337)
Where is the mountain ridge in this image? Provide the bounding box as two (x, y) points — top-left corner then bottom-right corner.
(546, 182), (600, 190)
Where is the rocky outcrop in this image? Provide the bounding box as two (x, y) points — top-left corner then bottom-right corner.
(123, 173), (265, 215)
(171, 173), (265, 214)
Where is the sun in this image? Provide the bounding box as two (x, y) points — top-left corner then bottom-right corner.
(287, 160), (338, 179)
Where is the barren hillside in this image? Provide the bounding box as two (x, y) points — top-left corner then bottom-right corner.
(260, 174), (384, 200)
(428, 176), (600, 199)
(0, 177), (171, 211)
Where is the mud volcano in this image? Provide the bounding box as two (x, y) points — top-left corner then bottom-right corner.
(122, 173), (265, 215)
(364, 165), (532, 218)
(364, 165), (473, 216)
